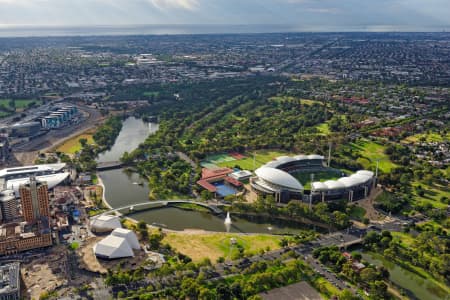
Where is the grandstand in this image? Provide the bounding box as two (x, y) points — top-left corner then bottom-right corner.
(251, 155), (375, 203)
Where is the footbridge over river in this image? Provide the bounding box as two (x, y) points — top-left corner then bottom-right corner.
(96, 200), (223, 216)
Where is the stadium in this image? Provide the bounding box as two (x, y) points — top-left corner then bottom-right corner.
(250, 155), (375, 203)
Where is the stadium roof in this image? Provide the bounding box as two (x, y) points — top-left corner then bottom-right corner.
(7, 172), (70, 194)
(91, 215), (122, 232)
(324, 180), (346, 190)
(94, 235), (134, 259)
(111, 228), (140, 249)
(307, 154), (325, 160)
(0, 163), (66, 178)
(337, 177), (360, 187)
(311, 181), (328, 191)
(357, 170), (375, 177)
(255, 167), (303, 191)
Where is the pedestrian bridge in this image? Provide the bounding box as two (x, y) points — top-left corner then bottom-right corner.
(95, 200), (223, 216)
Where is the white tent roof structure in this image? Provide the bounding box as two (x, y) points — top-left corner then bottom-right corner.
(111, 228), (140, 249)
(94, 235), (134, 259)
(255, 167), (303, 191)
(91, 215), (122, 232)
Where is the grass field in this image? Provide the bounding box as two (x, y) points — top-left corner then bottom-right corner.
(403, 132), (450, 144)
(269, 95), (322, 106)
(0, 99), (41, 110)
(348, 206), (366, 221)
(143, 91), (160, 97)
(411, 181), (449, 209)
(350, 139), (397, 173)
(56, 133), (95, 154)
(293, 170), (341, 190)
(162, 233), (283, 262)
(315, 123), (331, 135)
(216, 150), (290, 171)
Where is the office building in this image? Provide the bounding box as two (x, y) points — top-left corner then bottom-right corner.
(0, 262), (20, 300)
(19, 177), (50, 223)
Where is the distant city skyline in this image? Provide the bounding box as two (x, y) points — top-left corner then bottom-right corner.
(0, 0), (449, 33)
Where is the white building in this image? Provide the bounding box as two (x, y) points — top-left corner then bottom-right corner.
(111, 228), (140, 250)
(90, 215), (122, 233)
(93, 235), (134, 259)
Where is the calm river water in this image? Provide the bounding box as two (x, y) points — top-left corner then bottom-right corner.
(97, 117), (314, 233)
(362, 253), (447, 300)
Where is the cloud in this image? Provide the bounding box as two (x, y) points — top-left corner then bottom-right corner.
(0, 0), (448, 29)
(149, 0), (199, 10)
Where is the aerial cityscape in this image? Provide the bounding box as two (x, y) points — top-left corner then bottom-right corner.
(0, 1), (449, 300)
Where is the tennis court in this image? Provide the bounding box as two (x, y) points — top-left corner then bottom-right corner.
(201, 153), (238, 169)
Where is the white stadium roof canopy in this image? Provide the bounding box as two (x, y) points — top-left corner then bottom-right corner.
(255, 167), (303, 191)
(311, 181), (328, 191)
(324, 180), (346, 190)
(7, 172), (70, 194)
(0, 163), (66, 178)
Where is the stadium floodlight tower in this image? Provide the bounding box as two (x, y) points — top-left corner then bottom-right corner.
(328, 142), (332, 167)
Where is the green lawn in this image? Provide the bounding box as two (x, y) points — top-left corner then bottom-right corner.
(56, 133), (95, 154)
(269, 95), (322, 106)
(348, 206), (366, 221)
(216, 150), (291, 171)
(315, 123), (330, 135)
(0, 98), (41, 110)
(350, 139), (397, 173)
(162, 233), (283, 262)
(411, 181), (449, 209)
(403, 132), (450, 143)
(293, 170), (341, 190)
(391, 232), (415, 247)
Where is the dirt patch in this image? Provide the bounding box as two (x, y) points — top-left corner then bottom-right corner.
(21, 246), (69, 300)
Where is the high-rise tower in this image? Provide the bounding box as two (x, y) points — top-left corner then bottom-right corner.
(19, 176), (50, 223)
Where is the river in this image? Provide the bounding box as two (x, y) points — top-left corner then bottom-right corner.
(362, 253), (447, 300)
(97, 116), (316, 234)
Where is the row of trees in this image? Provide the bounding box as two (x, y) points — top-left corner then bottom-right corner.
(313, 246), (390, 299)
(232, 197), (351, 230)
(93, 115), (123, 150)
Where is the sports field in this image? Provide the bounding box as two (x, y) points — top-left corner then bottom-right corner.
(213, 150), (291, 171)
(350, 139), (397, 173)
(293, 170), (341, 190)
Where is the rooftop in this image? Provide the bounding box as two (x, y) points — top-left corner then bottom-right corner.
(0, 262), (20, 296)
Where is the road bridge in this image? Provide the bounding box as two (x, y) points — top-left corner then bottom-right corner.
(96, 161), (124, 171)
(95, 200), (223, 216)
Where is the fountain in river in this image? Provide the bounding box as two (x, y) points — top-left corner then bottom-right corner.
(224, 212), (232, 224)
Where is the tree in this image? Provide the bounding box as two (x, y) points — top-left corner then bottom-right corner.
(360, 267), (378, 283)
(369, 280), (388, 299)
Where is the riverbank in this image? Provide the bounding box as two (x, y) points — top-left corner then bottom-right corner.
(96, 174), (112, 210)
(362, 252), (449, 300)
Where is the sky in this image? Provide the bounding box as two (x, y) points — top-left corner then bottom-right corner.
(0, 0), (449, 31)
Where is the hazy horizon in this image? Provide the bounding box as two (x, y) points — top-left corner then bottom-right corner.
(0, 24), (449, 38)
(0, 0), (449, 37)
